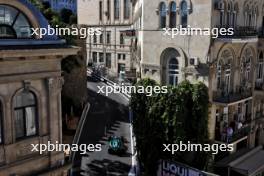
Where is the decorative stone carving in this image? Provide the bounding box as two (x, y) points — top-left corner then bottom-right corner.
(47, 77), (64, 93)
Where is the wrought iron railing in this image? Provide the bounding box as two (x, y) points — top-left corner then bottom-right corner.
(216, 25), (258, 38)
(213, 87), (252, 104)
(215, 125), (250, 144)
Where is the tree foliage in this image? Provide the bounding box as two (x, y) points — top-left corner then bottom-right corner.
(130, 79), (210, 175)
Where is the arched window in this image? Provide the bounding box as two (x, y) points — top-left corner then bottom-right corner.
(244, 5), (249, 26)
(218, 50), (233, 93)
(254, 7), (258, 28)
(114, 0), (120, 19)
(233, 3), (239, 27)
(169, 2), (177, 28)
(159, 2), (166, 28)
(220, 2), (225, 27)
(180, 0), (188, 28)
(14, 91), (38, 139)
(0, 5), (32, 39)
(257, 52), (264, 79)
(248, 9), (252, 26)
(168, 58), (179, 86)
(240, 49), (252, 85)
(0, 101), (3, 144)
(226, 3), (231, 27)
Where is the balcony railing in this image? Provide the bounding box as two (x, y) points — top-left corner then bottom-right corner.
(213, 87), (252, 104)
(215, 125), (251, 144)
(216, 25), (258, 38)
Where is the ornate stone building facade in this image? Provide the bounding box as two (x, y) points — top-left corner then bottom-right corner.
(131, 0), (264, 175)
(78, 0), (134, 78)
(0, 0), (78, 175)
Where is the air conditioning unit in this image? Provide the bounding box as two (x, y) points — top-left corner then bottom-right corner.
(189, 57), (199, 67)
(215, 1), (224, 10)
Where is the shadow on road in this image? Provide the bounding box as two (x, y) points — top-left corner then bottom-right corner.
(72, 81), (131, 176)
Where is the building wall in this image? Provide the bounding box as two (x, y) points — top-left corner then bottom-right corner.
(0, 1), (78, 175)
(0, 53), (69, 176)
(78, 0), (134, 76)
(132, 0), (264, 157)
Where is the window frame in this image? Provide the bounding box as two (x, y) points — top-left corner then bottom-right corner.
(14, 91), (38, 140)
(124, 0), (130, 19)
(120, 33), (124, 46)
(180, 0), (188, 28)
(0, 5), (33, 39)
(159, 2), (167, 28)
(167, 57), (179, 86)
(169, 1), (177, 28)
(99, 1), (103, 21)
(106, 31), (111, 44)
(107, 0), (111, 20)
(114, 0), (120, 20)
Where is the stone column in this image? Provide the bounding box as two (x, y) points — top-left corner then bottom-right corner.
(47, 76), (64, 167)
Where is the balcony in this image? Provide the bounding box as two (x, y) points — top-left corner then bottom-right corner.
(213, 87), (252, 105)
(216, 26), (258, 43)
(215, 125), (251, 144)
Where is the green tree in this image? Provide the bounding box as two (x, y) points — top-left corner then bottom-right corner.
(130, 79), (210, 175)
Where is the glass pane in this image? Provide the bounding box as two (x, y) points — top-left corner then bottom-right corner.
(25, 107), (36, 136)
(13, 14), (31, 38)
(15, 109), (24, 139)
(0, 26), (16, 38)
(0, 5), (18, 25)
(14, 92), (36, 108)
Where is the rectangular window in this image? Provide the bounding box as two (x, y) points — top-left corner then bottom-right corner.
(106, 53), (111, 68)
(123, 54), (126, 60)
(106, 31), (111, 44)
(99, 1), (103, 21)
(107, 0), (111, 20)
(99, 33), (103, 44)
(124, 0), (130, 19)
(118, 53), (122, 60)
(120, 33), (124, 46)
(93, 35), (97, 44)
(118, 63), (126, 73)
(114, 0), (120, 19)
(92, 52), (97, 63)
(99, 53), (104, 62)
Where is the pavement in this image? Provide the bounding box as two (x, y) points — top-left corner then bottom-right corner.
(72, 75), (132, 176)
